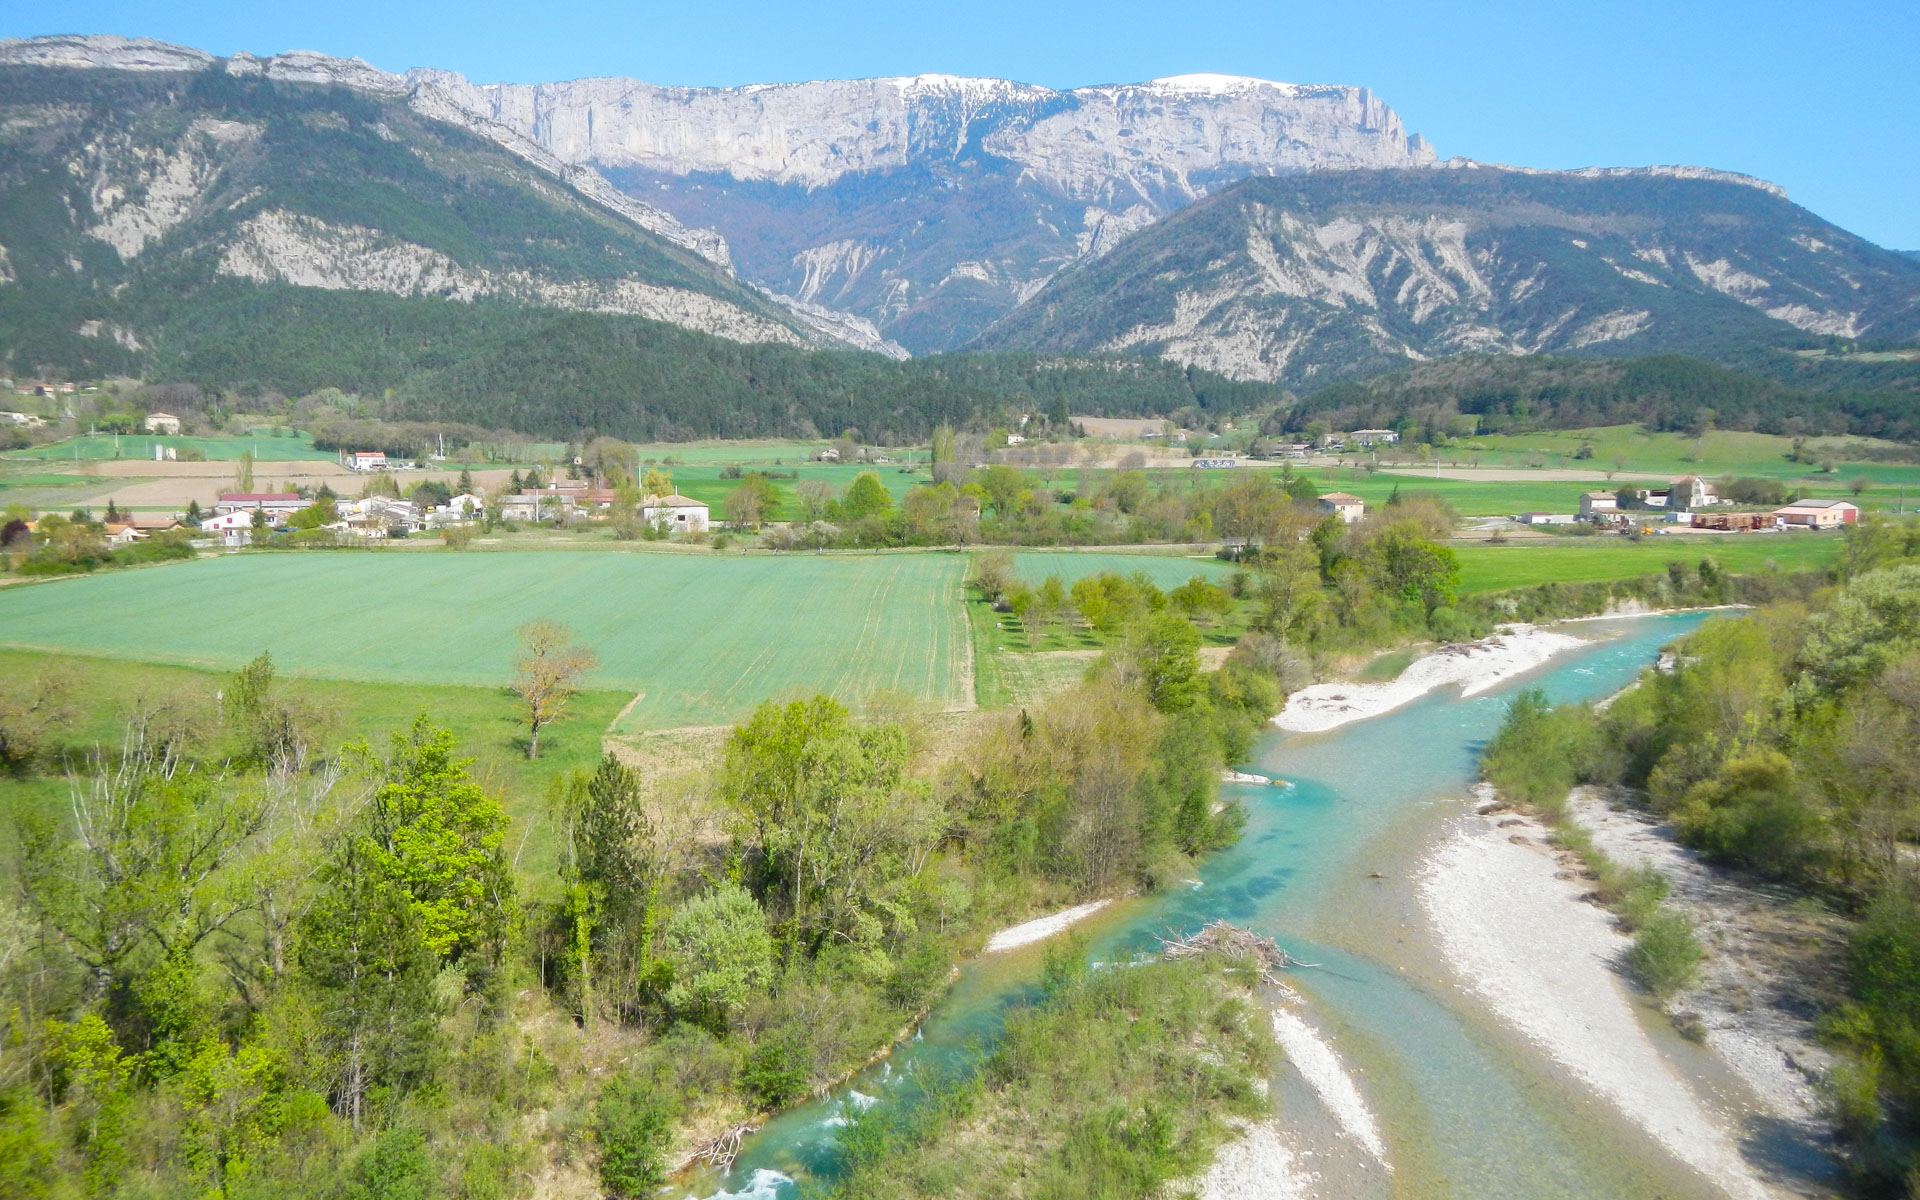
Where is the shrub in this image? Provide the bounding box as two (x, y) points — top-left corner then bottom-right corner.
(742, 1030), (811, 1110)
(594, 1069), (677, 1198)
(1628, 910), (1704, 1000)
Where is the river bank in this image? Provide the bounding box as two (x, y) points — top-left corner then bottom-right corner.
(1272, 624), (1590, 732)
(1418, 795), (1838, 1199)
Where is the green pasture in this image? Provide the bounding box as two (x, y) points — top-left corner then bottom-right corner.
(0, 551), (971, 728)
(633, 439), (848, 466)
(1452, 534), (1842, 595)
(1451, 426), (1920, 484)
(17, 431), (336, 462)
(1010, 551), (1231, 589)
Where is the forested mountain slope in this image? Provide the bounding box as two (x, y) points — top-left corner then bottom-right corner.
(0, 49), (879, 383)
(974, 167), (1920, 386)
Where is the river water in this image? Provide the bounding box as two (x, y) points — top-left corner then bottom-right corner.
(691, 612), (1735, 1199)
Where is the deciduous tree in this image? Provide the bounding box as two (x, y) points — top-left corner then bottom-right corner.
(512, 621), (597, 759)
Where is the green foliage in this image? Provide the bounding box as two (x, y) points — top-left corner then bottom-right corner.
(1482, 689), (1597, 814)
(824, 957), (1271, 1200)
(1627, 911), (1705, 1000)
(1848, 889), (1920, 1103)
(594, 1068), (677, 1198)
(661, 884), (774, 1031)
(363, 716), (515, 964)
(343, 1125), (437, 1200)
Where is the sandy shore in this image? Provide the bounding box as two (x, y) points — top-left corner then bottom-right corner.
(1419, 807), (1786, 1200)
(1268, 1005), (1390, 1166)
(1273, 626), (1588, 733)
(982, 899), (1110, 953)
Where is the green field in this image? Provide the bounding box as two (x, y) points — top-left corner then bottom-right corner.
(16, 431), (337, 462)
(1452, 534), (1843, 594)
(0, 552), (971, 728)
(1010, 551), (1232, 589)
(1452, 426), (1920, 485)
(667, 462), (928, 519)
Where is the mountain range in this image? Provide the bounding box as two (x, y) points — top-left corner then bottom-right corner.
(0, 33), (1915, 424)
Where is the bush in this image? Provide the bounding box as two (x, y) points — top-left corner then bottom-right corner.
(594, 1068), (677, 1198)
(742, 1030), (811, 1110)
(1628, 910), (1704, 1000)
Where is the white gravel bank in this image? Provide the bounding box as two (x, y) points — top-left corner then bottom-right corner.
(981, 899), (1110, 953)
(1273, 626), (1588, 733)
(1419, 813), (1782, 1200)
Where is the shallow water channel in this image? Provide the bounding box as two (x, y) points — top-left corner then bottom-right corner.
(689, 613), (1734, 1199)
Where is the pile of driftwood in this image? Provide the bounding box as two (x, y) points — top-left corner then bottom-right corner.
(1158, 920), (1316, 986)
(687, 1123), (755, 1173)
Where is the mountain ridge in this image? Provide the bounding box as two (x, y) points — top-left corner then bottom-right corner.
(970, 167), (1920, 384)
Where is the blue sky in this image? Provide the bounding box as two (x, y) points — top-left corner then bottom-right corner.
(15, 0), (1919, 248)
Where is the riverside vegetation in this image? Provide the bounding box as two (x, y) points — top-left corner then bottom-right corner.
(1480, 517), (1920, 1192)
(0, 584), (1291, 1196)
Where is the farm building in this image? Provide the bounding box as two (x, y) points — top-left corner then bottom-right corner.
(1517, 513), (1577, 526)
(1579, 492), (1620, 520)
(1774, 499), (1859, 529)
(213, 493), (303, 519)
(644, 494), (711, 532)
(1349, 428), (1400, 447)
(142, 412), (181, 435)
(499, 491), (576, 523)
(340, 497), (420, 536)
(125, 514), (184, 533)
(1318, 493), (1366, 524)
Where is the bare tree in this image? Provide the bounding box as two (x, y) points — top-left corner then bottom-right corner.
(513, 621), (598, 759)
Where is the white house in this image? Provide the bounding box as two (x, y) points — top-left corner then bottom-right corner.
(499, 490), (576, 523)
(102, 523), (146, 548)
(1318, 492), (1366, 524)
(1350, 428), (1400, 447)
(643, 493), (710, 533)
(198, 511), (258, 547)
(340, 496), (420, 536)
(347, 451), (388, 472)
(143, 412), (181, 435)
(1668, 476), (1719, 512)
(443, 493), (485, 518)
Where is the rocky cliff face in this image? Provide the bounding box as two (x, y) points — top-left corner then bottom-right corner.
(973, 168), (1920, 385)
(419, 69), (1438, 353)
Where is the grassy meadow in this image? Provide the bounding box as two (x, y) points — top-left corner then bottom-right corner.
(1009, 550), (1231, 589)
(0, 551), (971, 728)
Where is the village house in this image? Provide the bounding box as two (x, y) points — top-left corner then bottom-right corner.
(816, 447), (842, 462)
(442, 493), (485, 519)
(143, 412), (181, 435)
(212, 493), (304, 520)
(0, 411), (48, 427)
(339, 496), (420, 536)
(1318, 492), (1366, 524)
(642, 493), (711, 533)
(125, 514), (184, 534)
(1349, 428), (1400, 447)
(1773, 499), (1859, 529)
(346, 451), (388, 472)
(499, 491), (576, 523)
(1579, 492), (1620, 521)
(1668, 475), (1720, 512)
(101, 523), (146, 548)
(197, 512), (257, 547)
(1275, 443), (1314, 458)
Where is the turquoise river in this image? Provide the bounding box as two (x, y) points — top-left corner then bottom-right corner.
(690, 612), (1780, 1199)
